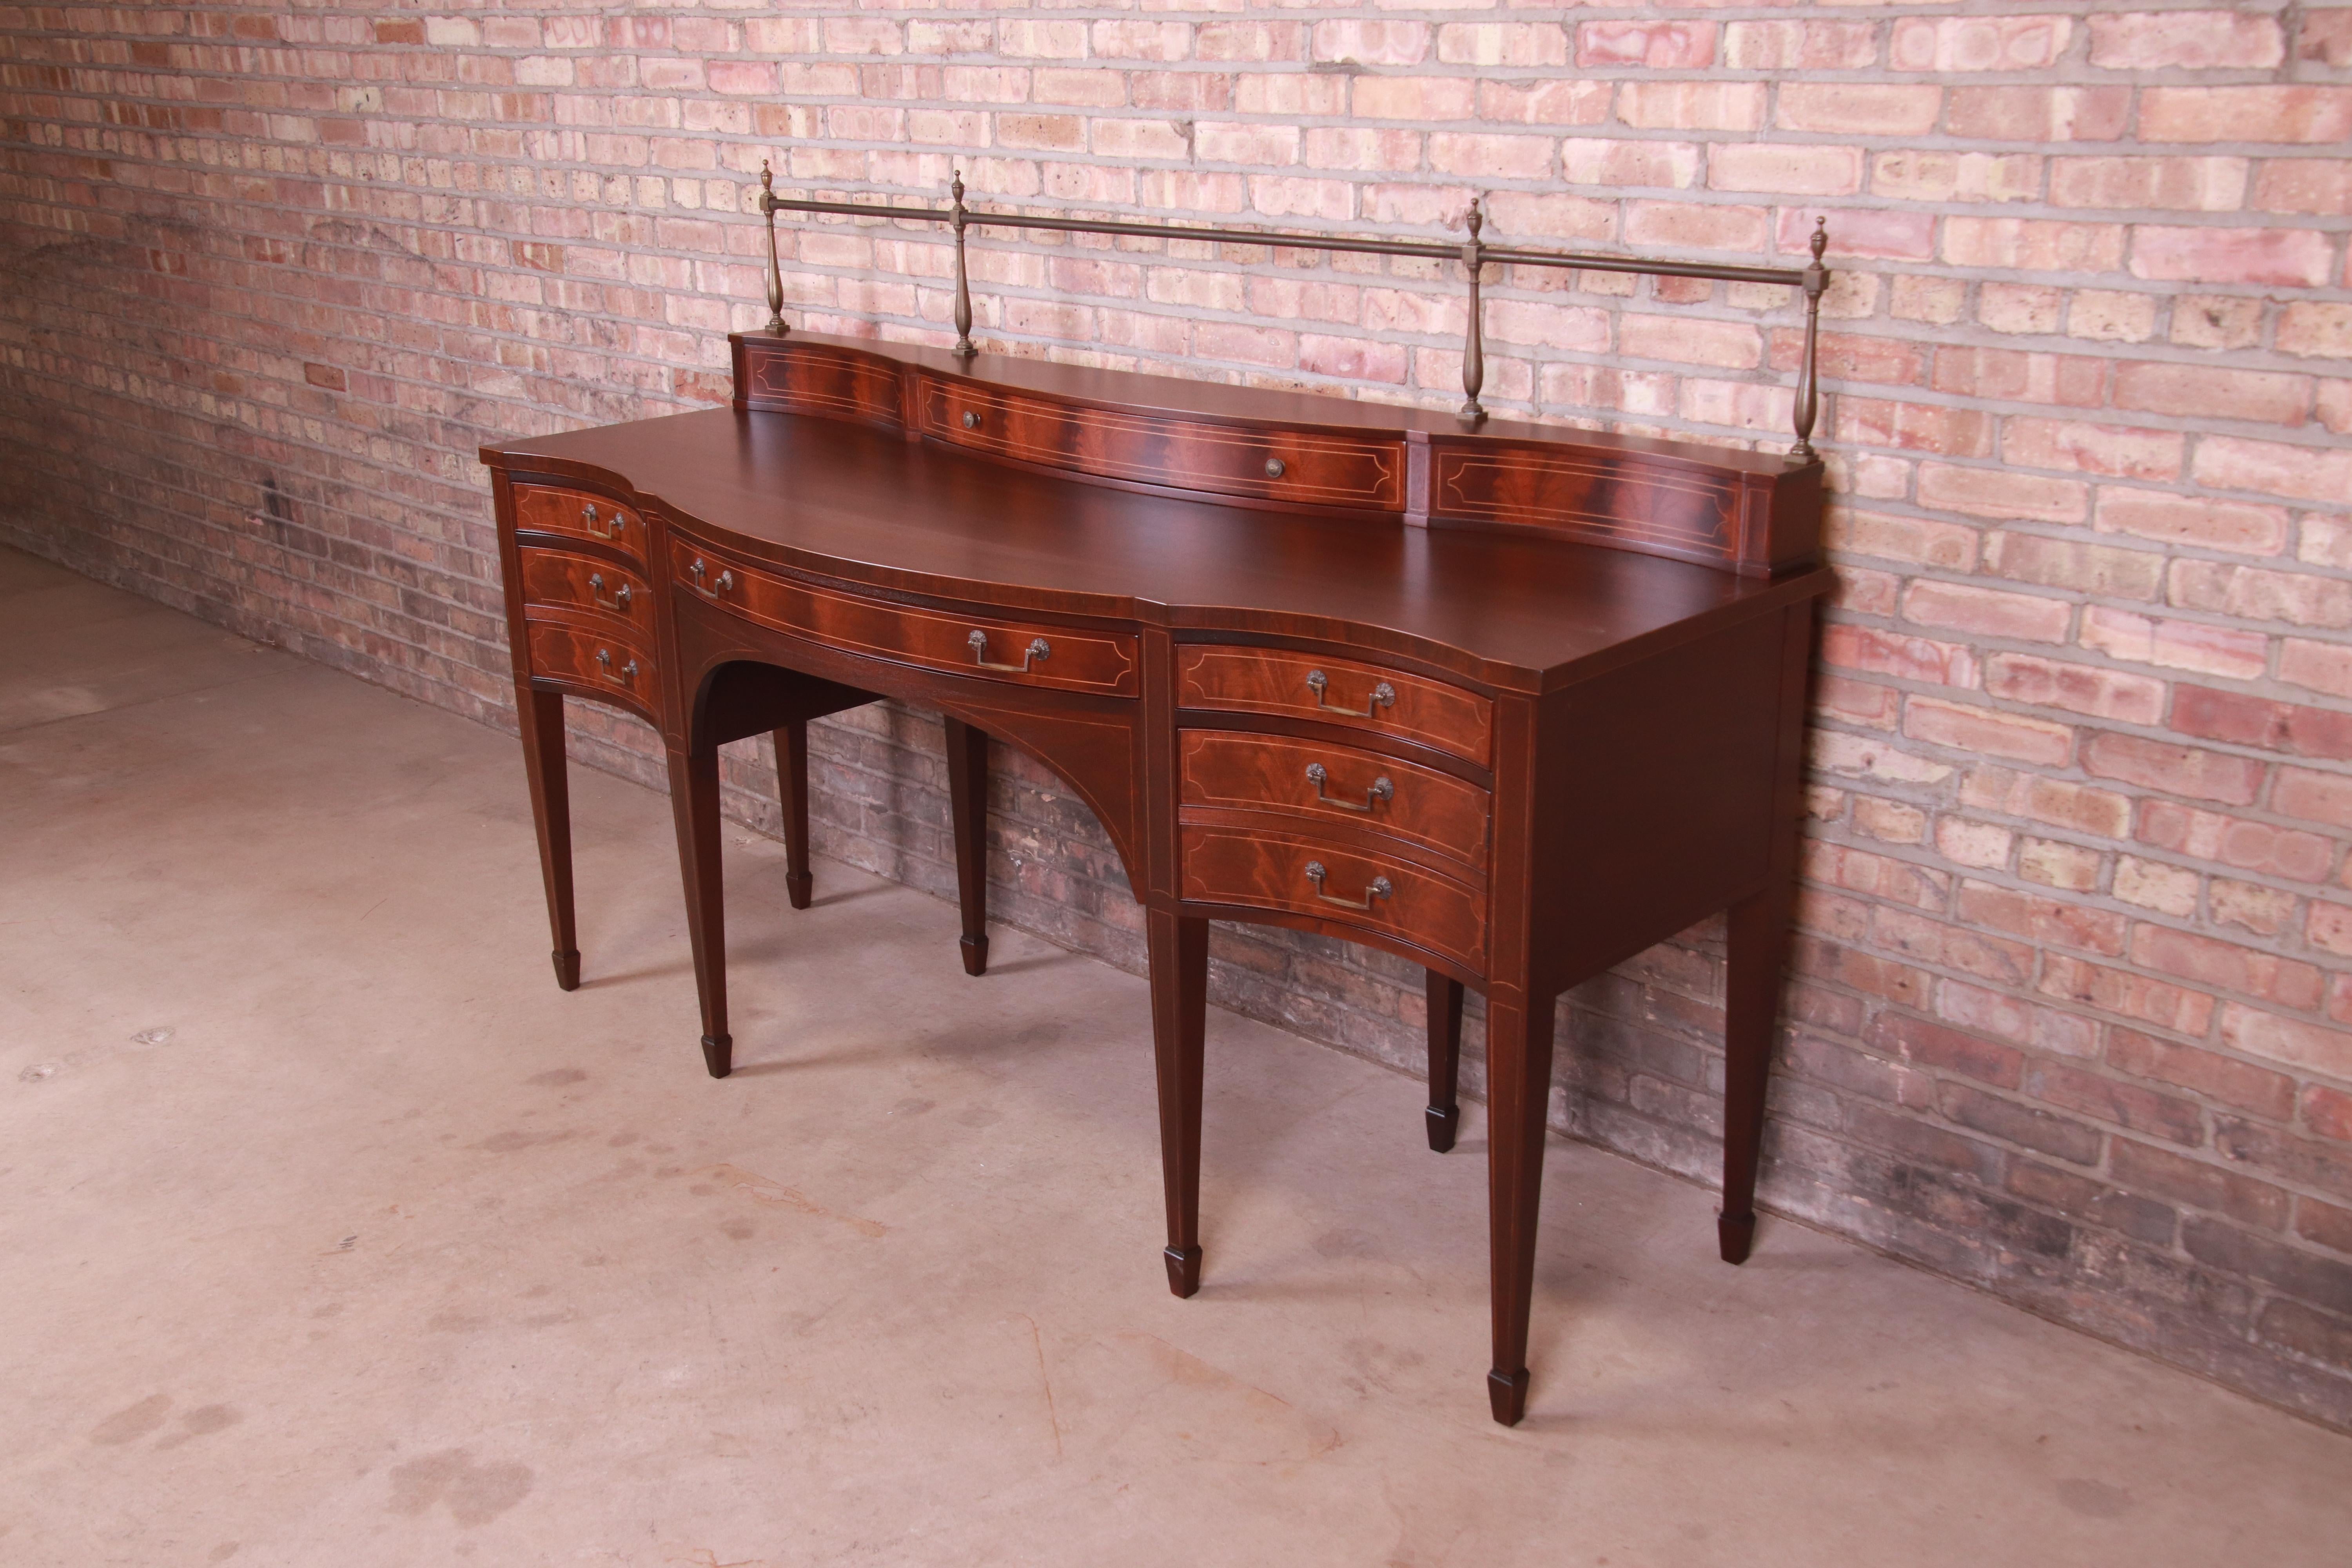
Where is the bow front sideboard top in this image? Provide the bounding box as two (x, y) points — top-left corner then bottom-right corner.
(481, 328), (1832, 1425)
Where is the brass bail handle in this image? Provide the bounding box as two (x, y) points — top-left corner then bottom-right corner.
(1305, 762), (1393, 813)
(594, 648), (639, 682)
(969, 628), (1051, 673)
(1305, 861), (1393, 912)
(688, 558), (735, 599)
(1305, 669), (1396, 718)
(587, 572), (631, 613)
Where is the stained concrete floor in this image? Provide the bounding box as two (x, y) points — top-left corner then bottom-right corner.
(2, 541), (2347, 1567)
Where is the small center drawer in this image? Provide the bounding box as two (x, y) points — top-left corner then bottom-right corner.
(517, 546), (652, 635)
(670, 541), (1140, 698)
(921, 378), (1406, 510)
(1180, 730), (1490, 874)
(1180, 824), (1486, 973)
(1176, 645), (1493, 765)
(524, 623), (659, 713)
(513, 484), (646, 561)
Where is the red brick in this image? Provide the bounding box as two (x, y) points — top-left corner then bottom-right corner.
(1577, 21), (1715, 69)
(1777, 83), (1942, 137)
(2190, 437), (2352, 505)
(1956, 879), (2127, 957)
(2109, 1029), (2298, 1121)
(2171, 685), (2352, 762)
(1617, 81), (1765, 132)
(2278, 303), (2352, 359)
(1961, 768), (2133, 838)
(2115, 363), (2310, 428)
(2298, 1196), (2352, 1256)
(2039, 956), (2218, 1036)
(1708, 143), (1864, 198)
(1864, 1013), (2024, 1089)
(2051, 156), (2249, 213)
(2309, 1085), (2352, 1143)
(2082, 733), (2265, 805)
(1822, 624), (1979, 686)
(1919, 465), (2088, 525)
(2132, 926), (2325, 1011)
(1892, 16), (2072, 72)
(2281, 639), (2352, 700)
(2139, 800), (2337, 883)
(1944, 218), (2126, 275)
(2310, 901), (2352, 958)
(1931, 347), (2107, 408)
(2002, 419), (2182, 483)
(2275, 766), (2352, 830)
(2225, 1005), (2352, 1080)
(2092, 492), (2289, 556)
(1946, 86), (2129, 143)
(2026, 1060), (2205, 1147)
(2111, 1140), (2290, 1230)
(1984, 532), (2162, 599)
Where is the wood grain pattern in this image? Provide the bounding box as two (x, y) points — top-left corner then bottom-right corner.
(922, 377), (1406, 510)
(518, 546), (653, 636)
(1175, 644), (1494, 764)
(670, 539), (1141, 698)
(737, 337), (907, 430)
(1178, 728), (1491, 874)
(513, 483), (646, 562)
(524, 622), (659, 720)
(1179, 822), (1488, 972)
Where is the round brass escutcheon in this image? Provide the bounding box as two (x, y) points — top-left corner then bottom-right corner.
(962, 410), (981, 430)
(1264, 457), (1286, 478)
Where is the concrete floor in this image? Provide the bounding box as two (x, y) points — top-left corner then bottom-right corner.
(2, 542), (2347, 1568)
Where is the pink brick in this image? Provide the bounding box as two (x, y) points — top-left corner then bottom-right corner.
(1904, 579), (2074, 644)
(1918, 463), (2089, 524)
(1986, 652), (2167, 725)
(2141, 87), (2352, 144)
(2040, 956), (2217, 1036)
(1708, 144), (1863, 197)
(2080, 606), (2271, 681)
(1623, 201), (1769, 254)
(2276, 766), (2352, 830)
(1724, 21), (1880, 71)
(1905, 695), (2076, 766)
(2304, 10), (2352, 67)
(1428, 133), (1555, 180)
(1436, 22), (1569, 69)
(1617, 81), (1766, 132)
(2192, 437), (2352, 504)
(1577, 21), (1716, 69)
(1562, 139), (1700, 191)
(2131, 227), (2336, 289)
(2281, 639), (2352, 700)
(1778, 83), (1942, 137)
(2221, 1004), (2352, 1080)
(2116, 363), (2311, 428)
(2277, 303), (2352, 359)
(1822, 624), (1980, 687)
(1892, 16), (2072, 72)
(2089, 11), (2286, 69)
(1933, 347), (2107, 407)
(2050, 157), (2249, 213)
(1310, 19), (1428, 67)
(1619, 314), (1760, 370)
(1350, 76), (1474, 122)
(2310, 902), (2352, 958)
(1944, 219), (2126, 274)
(2254, 160), (2352, 217)
(1946, 86), (2129, 143)
(2171, 684), (2352, 762)
(2134, 926), (2324, 1011)
(2003, 419), (2183, 483)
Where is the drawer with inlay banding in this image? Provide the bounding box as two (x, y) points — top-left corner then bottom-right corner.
(1178, 729), (1492, 877)
(667, 539), (1141, 697)
(517, 546), (652, 635)
(512, 483), (648, 564)
(1174, 644), (1493, 765)
(524, 622), (659, 716)
(1178, 824), (1487, 973)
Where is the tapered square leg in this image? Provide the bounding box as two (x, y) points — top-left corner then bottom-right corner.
(664, 738), (731, 1079)
(943, 716), (991, 976)
(516, 688), (581, 991)
(774, 719), (813, 911)
(1484, 987), (1556, 1426)
(1425, 970), (1465, 1152)
(1719, 884), (1791, 1265)
(1148, 910), (1209, 1298)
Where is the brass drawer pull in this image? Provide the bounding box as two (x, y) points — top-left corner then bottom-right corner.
(688, 558), (735, 600)
(962, 410), (982, 430)
(582, 502), (626, 539)
(594, 648), (640, 683)
(1305, 762), (1392, 813)
(1305, 861), (1391, 911)
(1305, 669), (1396, 717)
(1264, 457), (1285, 479)
(969, 629), (1050, 673)
(587, 572), (632, 614)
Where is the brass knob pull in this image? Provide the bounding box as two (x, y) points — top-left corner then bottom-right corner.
(1304, 861), (1392, 912)
(1305, 762), (1393, 813)
(688, 558), (735, 600)
(1264, 457), (1286, 479)
(594, 648), (639, 683)
(968, 628), (1050, 673)
(587, 572), (632, 614)
(962, 410), (981, 430)
(1304, 670), (1396, 717)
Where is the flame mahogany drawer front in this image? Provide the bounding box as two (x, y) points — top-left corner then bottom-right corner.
(512, 483), (647, 562)
(669, 540), (1142, 698)
(920, 378), (1407, 512)
(517, 546), (653, 636)
(1178, 730), (1492, 876)
(1174, 645), (1494, 765)
(525, 622), (658, 712)
(1180, 824), (1487, 972)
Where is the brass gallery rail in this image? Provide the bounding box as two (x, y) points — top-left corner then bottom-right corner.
(754, 165), (1833, 461)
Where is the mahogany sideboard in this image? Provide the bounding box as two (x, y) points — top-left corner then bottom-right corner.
(483, 329), (1831, 1425)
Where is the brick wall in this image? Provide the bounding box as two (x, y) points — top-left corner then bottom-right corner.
(4, 3), (2349, 1428)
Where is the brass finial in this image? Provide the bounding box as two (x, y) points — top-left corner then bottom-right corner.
(1809, 215), (1827, 264)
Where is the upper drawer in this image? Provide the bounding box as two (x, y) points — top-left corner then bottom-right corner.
(1175, 645), (1493, 766)
(671, 541), (1140, 699)
(517, 546), (652, 637)
(920, 377), (1406, 512)
(1180, 730), (1490, 875)
(512, 483), (647, 561)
